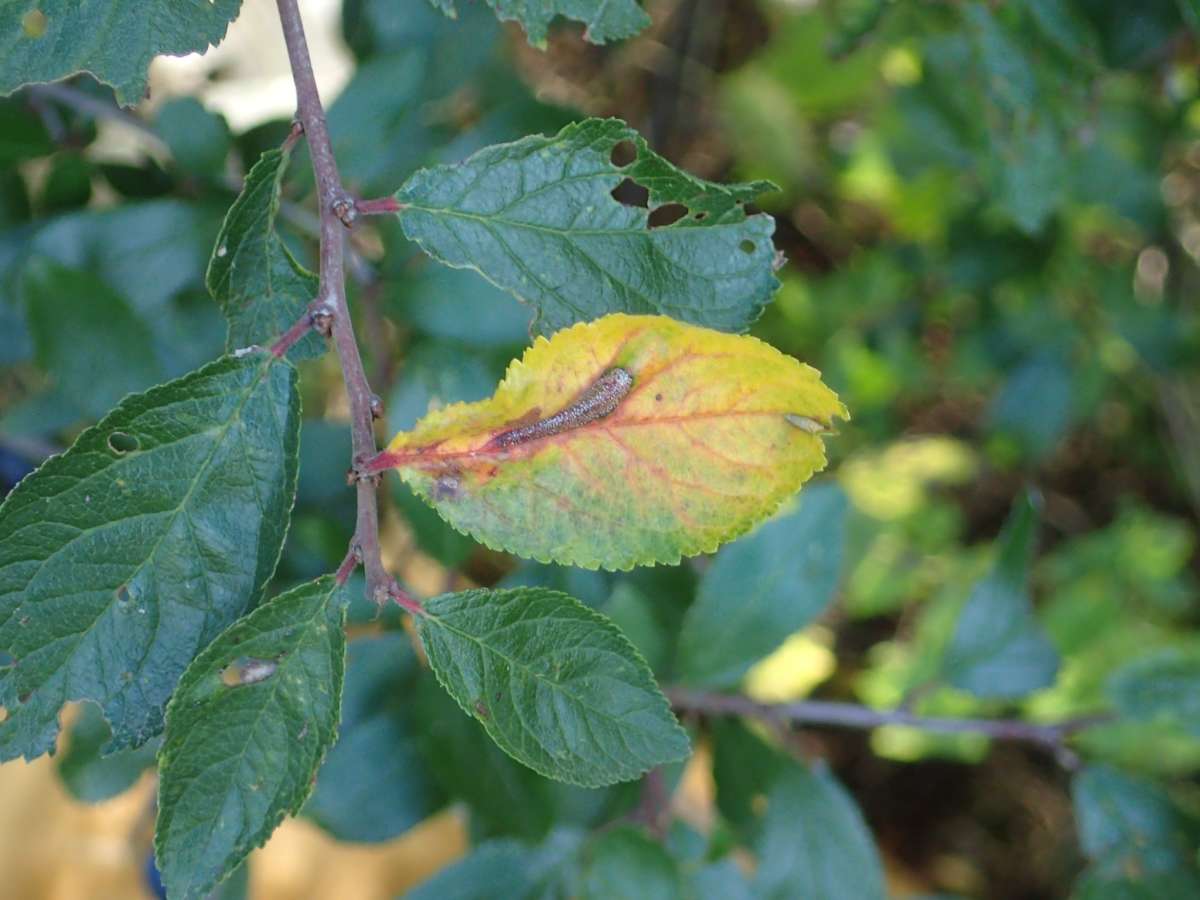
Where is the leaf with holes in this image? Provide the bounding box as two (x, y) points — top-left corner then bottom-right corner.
(155, 575), (346, 900)
(207, 143), (324, 360)
(429, 0), (651, 46)
(366, 313), (845, 570)
(393, 118), (779, 335)
(416, 587), (690, 787)
(0, 351), (299, 761)
(0, 1), (243, 106)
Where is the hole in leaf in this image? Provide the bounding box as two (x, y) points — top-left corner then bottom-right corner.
(648, 203), (688, 228)
(610, 178), (649, 209)
(21, 10), (47, 38)
(694, 211), (708, 221)
(18, 691), (31, 704)
(115, 584), (132, 605)
(0, 707), (7, 723)
(107, 431), (139, 454)
(220, 657), (278, 687)
(739, 239), (756, 254)
(609, 139), (637, 168)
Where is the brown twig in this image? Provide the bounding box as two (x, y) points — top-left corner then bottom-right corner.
(668, 688), (1109, 765)
(274, 0), (414, 610)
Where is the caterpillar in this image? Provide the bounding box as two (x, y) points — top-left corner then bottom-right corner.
(490, 367), (634, 449)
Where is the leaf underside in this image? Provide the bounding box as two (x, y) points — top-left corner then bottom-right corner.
(381, 313), (846, 570)
(395, 118), (779, 336)
(0, 352), (299, 761)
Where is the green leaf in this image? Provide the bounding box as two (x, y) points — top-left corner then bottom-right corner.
(22, 257), (165, 418)
(415, 677), (559, 841)
(0, 1), (243, 105)
(754, 764), (886, 900)
(406, 840), (537, 900)
(1107, 648), (1200, 739)
(0, 351), (300, 761)
(582, 826), (682, 900)
(207, 145), (324, 361)
(1071, 765), (1200, 897)
(711, 718), (787, 837)
(415, 587), (690, 787)
(942, 491), (1059, 698)
(157, 98), (231, 180)
(405, 829), (584, 900)
(677, 483), (847, 687)
(689, 859), (752, 900)
(430, 0), (650, 46)
(305, 634), (444, 842)
(394, 118), (779, 335)
(56, 702), (158, 803)
(155, 575), (347, 900)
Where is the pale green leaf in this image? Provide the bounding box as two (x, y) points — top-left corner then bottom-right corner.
(0, 351), (300, 761)
(155, 576), (347, 900)
(416, 587), (690, 787)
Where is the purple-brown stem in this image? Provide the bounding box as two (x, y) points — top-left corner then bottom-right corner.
(668, 688), (1110, 764)
(356, 196), (404, 216)
(275, 0), (396, 606)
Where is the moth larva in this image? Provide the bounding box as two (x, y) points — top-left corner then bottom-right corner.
(491, 367), (634, 449)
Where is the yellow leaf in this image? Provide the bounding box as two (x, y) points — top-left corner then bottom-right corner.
(367, 314), (847, 570)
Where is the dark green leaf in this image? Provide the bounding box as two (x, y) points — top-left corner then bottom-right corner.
(0, 351), (300, 761)
(942, 491), (1059, 697)
(23, 258), (164, 418)
(989, 353), (1074, 458)
(155, 575), (347, 900)
(305, 634), (444, 842)
(677, 483), (847, 687)
(1107, 648), (1200, 738)
(389, 265), (530, 348)
(602, 583), (668, 674)
(157, 97), (231, 180)
(415, 676), (559, 841)
(430, 0), (650, 46)
(0, 98), (54, 166)
(754, 764), (886, 900)
(416, 587), (690, 787)
(0, 1), (243, 105)
(207, 145), (324, 360)
(711, 718), (787, 838)
(395, 118), (779, 335)
(56, 702), (158, 803)
(582, 827), (682, 900)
